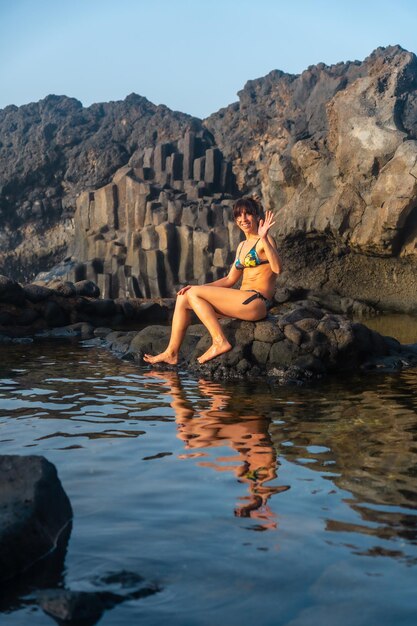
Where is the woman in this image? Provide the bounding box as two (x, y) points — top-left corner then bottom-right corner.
(144, 195), (282, 365)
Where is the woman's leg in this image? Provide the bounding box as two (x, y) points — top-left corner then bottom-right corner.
(143, 293), (192, 364)
(187, 286), (266, 364)
(186, 288), (232, 363)
(144, 286), (266, 365)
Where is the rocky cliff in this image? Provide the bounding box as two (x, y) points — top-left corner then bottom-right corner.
(0, 93), (207, 280)
(205, 45), (417, 311)
(48, 131), (237, 298)
(4, 46), (417, 310)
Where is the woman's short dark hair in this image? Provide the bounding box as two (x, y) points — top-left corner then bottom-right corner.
(233, 196), (263, 221)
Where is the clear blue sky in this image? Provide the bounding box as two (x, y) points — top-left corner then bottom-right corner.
(1, 0), (417, 118)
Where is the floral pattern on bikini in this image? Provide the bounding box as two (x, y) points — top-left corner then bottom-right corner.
(235, 239), (269, 270)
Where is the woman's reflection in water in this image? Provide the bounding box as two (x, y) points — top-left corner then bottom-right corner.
(147, 371), (289, 529)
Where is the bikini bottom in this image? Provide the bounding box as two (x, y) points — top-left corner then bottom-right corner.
(242, 290), (273, 310)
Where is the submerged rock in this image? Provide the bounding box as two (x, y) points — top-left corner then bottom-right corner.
(0, 455), (72, 582)
(38, 589), (114, 624)
(38, 573), (160, 624)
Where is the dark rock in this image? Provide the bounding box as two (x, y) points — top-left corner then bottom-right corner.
(273, 288), (292, 304)
(0, 455), (72, 582)
(224, 319), (255, 345)
(23, 284), (54, 303)
(352, 322), (374, 356)
(192, 332), (212, 358)
(119, 300), (135, 319)
(0, 311), (14, 325)
(268, 339), (302, 366)
(316, 316), (340, 337)
(49, 280), (77, 298)
(204, 148), (222, 187)
(295, 317), (319, 332)
(74, 297), (96, 315)
(38, 576), (160, 623)
(369, 329), (391, 357)
(44, 301), (68, 327)
(13, 336), (34, 344)
(74, 280), (100, 298)
(0, 276), (25, 306)
(38, 589), (120, 624)
(35, 323), (94, 339)
(236, 358), (251, 374)
(0, 275), (17, 297)
(17, 308), (39, 325)
(267, 365), (317, 385)
(253, 319), (284, 343)
(308, 291), (351, 313)
(281, 307), (324, 325)
(283, 324), (304, 345)
(104, 331), (137, 356)
(248, 365), (262, 379)
(93, 327), (113, 338)
(333, 324), (355, 350)
(129, 325), (172, 360)
(383, 335), (402, 353)
(134, 300), (173, 324)
(221, 345), (245, 367)
(312, 340), (331, 360)
(293, 354), (326, 374)
(251, 341), (271, 364)
(93, 298), (117, 317)
(78, 322), (95, 339)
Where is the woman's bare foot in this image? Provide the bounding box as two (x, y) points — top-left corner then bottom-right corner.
(143, 350), (178, 365)
(197, 338), (232, 364)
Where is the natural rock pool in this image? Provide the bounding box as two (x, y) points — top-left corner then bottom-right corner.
(1, 321), (417, 625)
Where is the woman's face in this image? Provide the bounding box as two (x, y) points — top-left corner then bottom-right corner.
(235, 209), (258, 234)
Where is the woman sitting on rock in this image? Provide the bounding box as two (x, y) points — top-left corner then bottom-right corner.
(144, 195), (282, 365)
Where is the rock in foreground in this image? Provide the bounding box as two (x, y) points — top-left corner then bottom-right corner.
(0, 455), (72, 582)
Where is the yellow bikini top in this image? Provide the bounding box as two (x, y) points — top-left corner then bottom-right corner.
(235, 239), (269, 270)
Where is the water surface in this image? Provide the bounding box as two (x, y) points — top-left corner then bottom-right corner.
(0, 334), (417, 625)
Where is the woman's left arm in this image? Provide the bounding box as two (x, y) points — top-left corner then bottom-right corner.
(258, 210), (282, 274)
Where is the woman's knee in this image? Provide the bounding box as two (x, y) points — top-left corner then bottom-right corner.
(176, 292), (190, 307)
(188, 285), (209, 299)
(187, 286), (199, 301)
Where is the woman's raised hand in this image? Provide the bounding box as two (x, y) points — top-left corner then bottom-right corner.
(258, 210), (276, 239)
(177, 285), (192, 295)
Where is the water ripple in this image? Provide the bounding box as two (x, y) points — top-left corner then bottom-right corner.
(1, 340), (417, 625)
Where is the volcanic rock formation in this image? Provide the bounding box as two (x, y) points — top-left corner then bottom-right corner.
(100, 301), (417, 384)
(4, 46), (417, 310)
(58, 131), (237, 298)
(205, 45), (417, 311)
(0, 275), (172, 338)
(0, 94), (207, 280)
